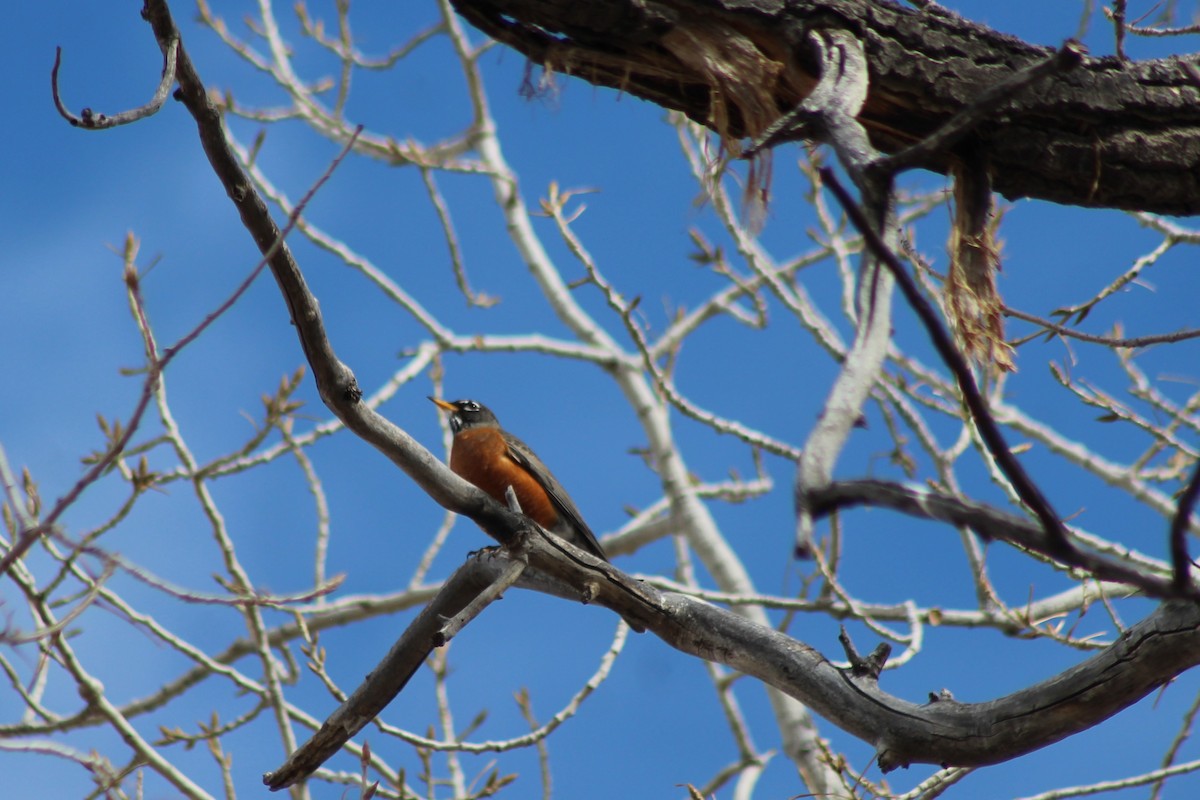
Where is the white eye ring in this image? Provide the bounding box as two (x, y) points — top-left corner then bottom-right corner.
(463, 401), (480, 412)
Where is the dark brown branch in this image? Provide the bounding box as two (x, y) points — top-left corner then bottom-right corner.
(655, 594), (1200, 773)
(808, 479), (1188, 597)
(450, 0), (1200, 215)
(1170, 462), (1200, 592)
(1109, 0), (1128, 61)
(838, 626), (890, 680)
(881, 40), (1085, 174)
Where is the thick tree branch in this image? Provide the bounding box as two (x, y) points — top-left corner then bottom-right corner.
(263, 552), (524, 790)
(270, 539), (1200, 780)
(450, 0), (1200, 215)
(808, 479), (1197, 594)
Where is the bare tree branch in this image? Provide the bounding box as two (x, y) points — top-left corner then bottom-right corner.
(1170, 462), (1200, 592)
(19, 2), (1200, 797)
(450, 0), (1200, 215)
(51, 38), (178, 129)
(821, 167), (1199, 599)
(791, 30), (895, 558)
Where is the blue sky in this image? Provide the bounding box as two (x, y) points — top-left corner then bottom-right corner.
(3, 2), (1200, 799)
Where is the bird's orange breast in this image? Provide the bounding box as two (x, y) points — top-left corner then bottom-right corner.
(450, 428), (560, 530)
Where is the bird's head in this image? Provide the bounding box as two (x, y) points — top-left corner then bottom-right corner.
(429, 397), (499, 434)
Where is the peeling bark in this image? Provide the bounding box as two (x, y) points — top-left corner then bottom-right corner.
(451, 0), (1200, 215)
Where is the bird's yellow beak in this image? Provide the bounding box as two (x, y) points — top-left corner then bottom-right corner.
(429, 396), (457, 413)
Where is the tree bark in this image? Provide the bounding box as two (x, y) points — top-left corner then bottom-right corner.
(451, 0), (1200, 215)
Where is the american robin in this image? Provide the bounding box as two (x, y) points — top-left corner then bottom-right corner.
(430, 397), (608, 561)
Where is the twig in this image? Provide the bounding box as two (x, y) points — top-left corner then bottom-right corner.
(542, 185), (800, 459)
(1125, 17), (1200, 37)
(297, 8), (444, 71)
(51, 39), (178, 129)
(0, 119), (361, 580)
(1006, 307), (1200, 348)
(419, 166), (498, 307)
(435, 491), (529, 643)
(371, 609), (628, 755)
(1111, 0), (1128, 60)
(1150, 687), (1200, 800)
(263, 555), (507, 790)
(1051, 235), (1175, 324)
(434, 556), (523, 642)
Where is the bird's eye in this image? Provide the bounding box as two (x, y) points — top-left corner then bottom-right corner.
(463, 401), (480, 412)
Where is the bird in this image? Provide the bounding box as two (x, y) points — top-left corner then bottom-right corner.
(430, 397), (608, 561)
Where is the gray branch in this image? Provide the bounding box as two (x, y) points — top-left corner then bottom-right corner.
(792, 30), (895, 556)
(265, 535), (1200, 784)
(51, 39), (178, 129)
